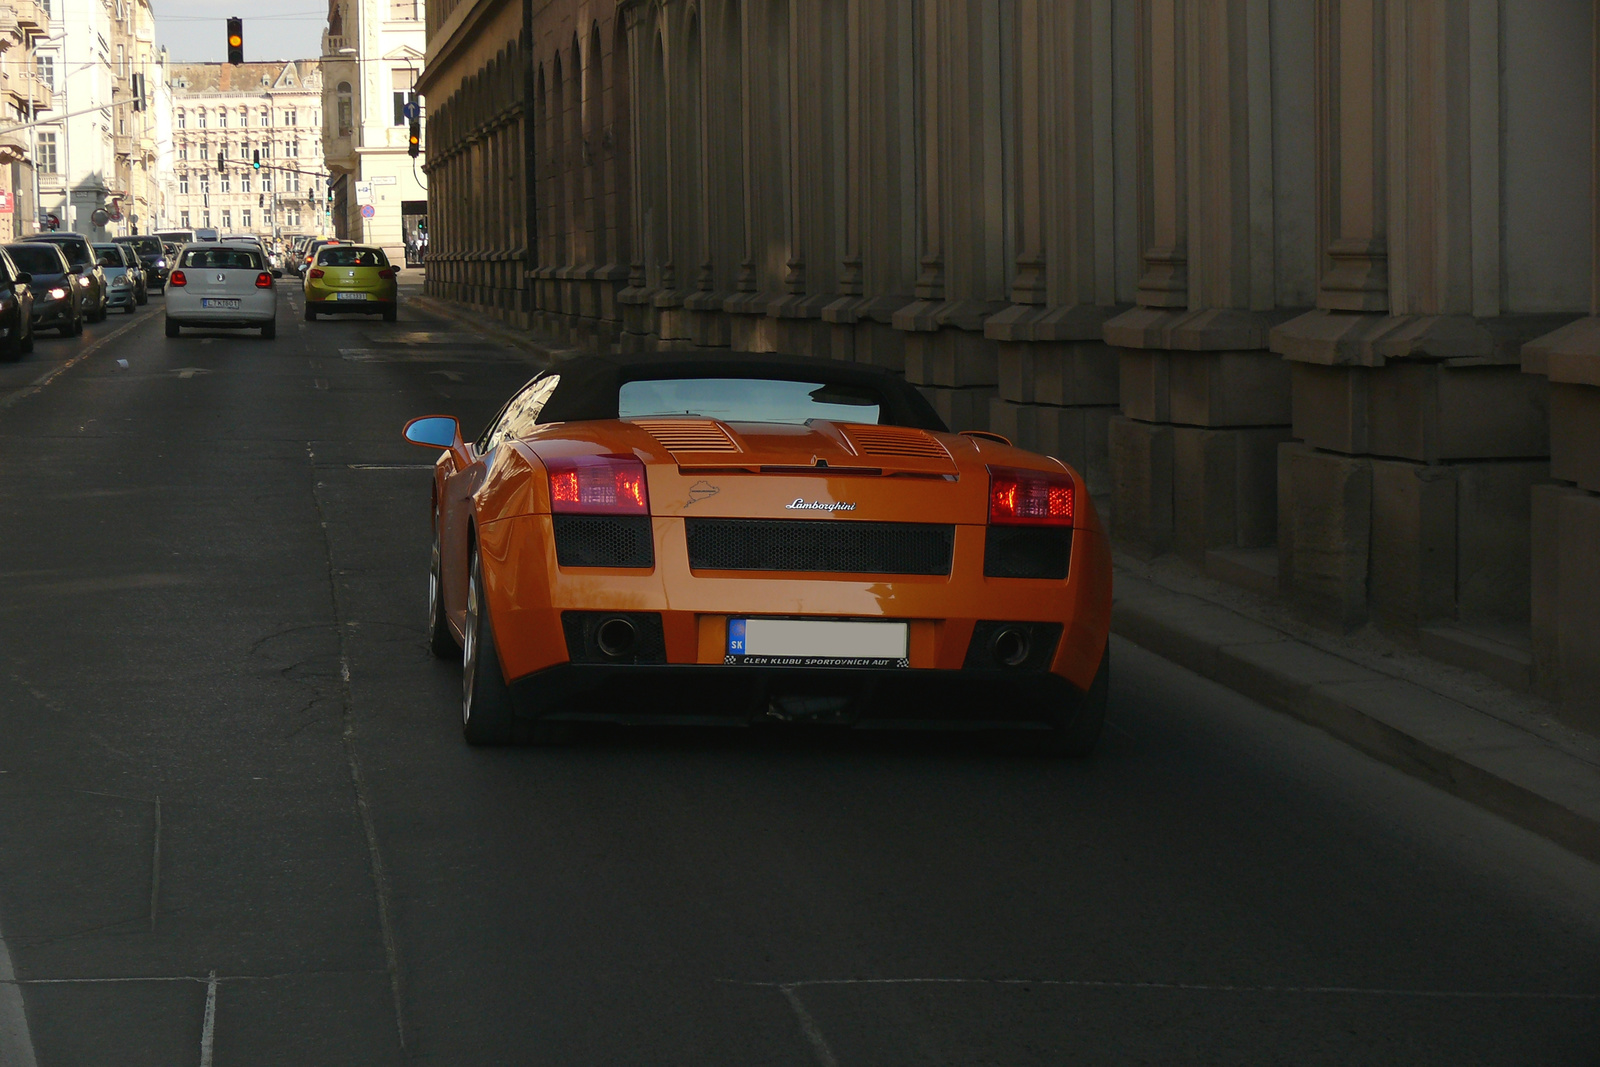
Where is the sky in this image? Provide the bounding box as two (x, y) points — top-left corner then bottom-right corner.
(156, 1), (328, 64)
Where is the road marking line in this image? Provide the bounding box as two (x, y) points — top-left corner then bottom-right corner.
(722, 976), (1600, 1000)
(199, 970), (217, 1067)
(0, 306), (159, 410)
(0, 916), (38, 1067)
(346, 464), (434, 470)
(780, 986), (839, 1067)
(149, 796), (162, 932)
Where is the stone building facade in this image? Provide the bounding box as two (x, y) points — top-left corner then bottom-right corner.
(420, 0), (1600, 732)
(167, 61), (326, 238)
(0, 0), (51, 238)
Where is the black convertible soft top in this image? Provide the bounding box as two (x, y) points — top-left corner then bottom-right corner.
(535, 351), (948, 432)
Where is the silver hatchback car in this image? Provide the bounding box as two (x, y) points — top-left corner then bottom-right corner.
(164, 243), (280, 338)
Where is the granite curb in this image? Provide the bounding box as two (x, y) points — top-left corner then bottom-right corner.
(1111, 569), (1600, 866)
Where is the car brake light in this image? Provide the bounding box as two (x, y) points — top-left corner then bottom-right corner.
(255, 272), (273, 288)
(308, 268), (324, 279)
(378, 267), (397, 279)
(169, 270), (186, 287)
(988, 465), (1074, 526)
(545, 454), (649, 515)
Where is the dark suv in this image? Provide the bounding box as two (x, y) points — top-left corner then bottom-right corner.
(114, 234), (167, 294)
(24, 233), (108, 323)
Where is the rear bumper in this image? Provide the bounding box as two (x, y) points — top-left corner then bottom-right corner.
(309, 296), (394, 314)
(508, 662), (1089, 728)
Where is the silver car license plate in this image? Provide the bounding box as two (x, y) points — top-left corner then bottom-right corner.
(725, 618), (909, 668)
(201, 298), (240, 309)
(335, 292), (369, 301)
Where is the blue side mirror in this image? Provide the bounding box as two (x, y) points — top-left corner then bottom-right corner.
(403, 415), (459, 450)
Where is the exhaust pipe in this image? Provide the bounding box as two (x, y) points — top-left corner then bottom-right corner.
(991, 627), (1031, 668)
(595, 617), (638, 659)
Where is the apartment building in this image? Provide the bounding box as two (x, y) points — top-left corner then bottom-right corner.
(167, 60), (326, 237)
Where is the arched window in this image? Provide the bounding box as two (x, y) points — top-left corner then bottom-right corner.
(197, 110), (207, 129)
(218, 109), (228, 128)
(336, 82), (353, 135)
(176, 109), (185, 129)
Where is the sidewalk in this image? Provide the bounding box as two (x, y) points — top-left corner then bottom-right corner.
(400, 285), (1600, 867)
(1113, 554), (1600, 865)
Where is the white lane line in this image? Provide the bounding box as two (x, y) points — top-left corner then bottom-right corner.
(0, 915), (39, 1067)
(780, 986), (840, 1067)
(724, 976), (1600, 1000)
(199, 970), (217, 1067)
(0, 306), (160, 410)
(345, 464), (434, 471)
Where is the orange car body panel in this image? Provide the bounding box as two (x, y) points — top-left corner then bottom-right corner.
(430, 417), (1113, 696)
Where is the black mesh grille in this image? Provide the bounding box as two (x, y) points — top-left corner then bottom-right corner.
(553, 515), (654, 568)
(561, 612), (667, 664)
(685, 518), (954, 575)
(962, 621), (1064, 671)
(984, 526), (1073, 579)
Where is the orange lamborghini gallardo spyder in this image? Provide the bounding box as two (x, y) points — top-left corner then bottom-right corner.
(404, 353), (1113, 753)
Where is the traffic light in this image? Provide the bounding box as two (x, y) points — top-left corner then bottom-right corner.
(252, 149), (260, 171)
(226, 18), (243, 65)
(407, 93), (421, 158)
(131, 73), (145, 112)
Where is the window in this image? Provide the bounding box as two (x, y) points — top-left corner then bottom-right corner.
(287, 208), (300, 227)
(178, 173), (188, 194)
(242, 209), (251, 229)
(391, 69), (417, 126)
(239, 108), (248, 127)
(199, 176), (209, 194)
(286, 140), (298, 157)
(286, 171), (299, 193)
(180, 210), (190, 227)
(197, 110), (206, 128)
(220, 174), (230, 193)
(36, 131), (56, 173)
(616, 378), (887, 425)
(221, 209), (231, 228)
(201, 209), (210, 226)
(264, 208), (273, 223)
(261, 173), (272, 192)
(35, 55), (52, 89)
(200, 144), (209, 160)
(218, 109), (228, 128)
(336, 82), (352, 135)
(116, 44), (124, 78)
(177, 143), (187, 160)
(241, 174), (251, 193)
(259, 108), (269, 127)
(284, 109), (296, 126)
(175, 109), (185, 129)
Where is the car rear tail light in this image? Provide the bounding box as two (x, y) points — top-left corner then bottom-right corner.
(255, 272), (273, 288)
(308, 268), (324, 279)
(378, 267), (397, 279)
(169, 270), (186, 287)
(987, 465), (1074, 526)
(546, 454), (649, 515)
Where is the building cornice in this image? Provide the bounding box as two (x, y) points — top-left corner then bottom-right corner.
(417, 0), (516, 97)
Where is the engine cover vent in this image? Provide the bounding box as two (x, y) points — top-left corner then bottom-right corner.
(632, 418), (740, 453)
(845, 425), (951, 460)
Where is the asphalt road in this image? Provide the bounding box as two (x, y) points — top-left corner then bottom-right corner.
(1, 281), (1597, 1066)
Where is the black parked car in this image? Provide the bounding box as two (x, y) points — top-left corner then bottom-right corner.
(114, 233), (166, 295)
(0, 245), (35, 359)
(6, 242), (82, 336)
(23, 232), (107, 323)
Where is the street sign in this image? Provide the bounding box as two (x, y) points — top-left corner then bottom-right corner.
(0, 190), (12, 214)
(354, 181), (374, 206)
(360, 204), (376, 219)
(369, 175), (397, 186)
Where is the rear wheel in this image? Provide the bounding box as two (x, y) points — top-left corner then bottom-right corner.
(124, 302), (136, 314)
(164, 318), (179, 338)
(461, 544), (514, 746)
(261, 319), (276, 340)
(1027, 646), (1109, 757)
(136, 290), (148, 306)
(382, 304), (397, 323)
(304, 304), (317, 322)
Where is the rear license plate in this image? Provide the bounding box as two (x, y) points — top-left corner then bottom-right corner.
(726, 618), (909, 668)
(335, 292), (369, 301)
(201, 298), (240, 309)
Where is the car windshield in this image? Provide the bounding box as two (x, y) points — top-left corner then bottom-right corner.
(318, 247), (388, 267)
(119, 237), (163, 256)
(617, 377), (885, 425)
(181, 248), (263, 269)
(36, 240), (90, 269)
(93, 245), (124, 267)
(6, 245), (65, 274)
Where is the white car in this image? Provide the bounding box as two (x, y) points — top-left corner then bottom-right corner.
(164, 243), (280, 339)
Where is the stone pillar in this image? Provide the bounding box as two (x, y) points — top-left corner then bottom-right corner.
(1273, 0), (1582, 658)
(1103, 0), (1296, 569)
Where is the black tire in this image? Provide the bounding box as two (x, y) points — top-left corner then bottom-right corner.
(136, 291), (148, 306)
(427, 524), (459, 660)
(461, 544), (515, 746)
(304, 304), (317, 321)
(125, 302), (136, 314)
(164, 318), (179, 338)
(261, 319), (276, 339)
(1027, 645), (1110, 757)
(382, 304), (397, 322)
